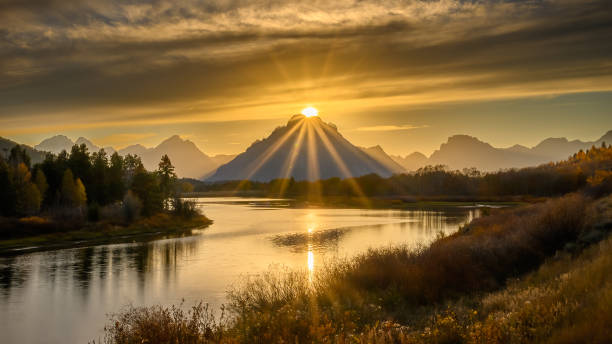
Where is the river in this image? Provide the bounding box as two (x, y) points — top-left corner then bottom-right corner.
(0, 197), (480, 343)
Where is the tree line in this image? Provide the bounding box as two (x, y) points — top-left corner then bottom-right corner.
(192, 143), (612, 199)
(0, 143), (179, 220)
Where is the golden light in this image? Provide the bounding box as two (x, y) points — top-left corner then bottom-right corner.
(301, 106), (318, 117)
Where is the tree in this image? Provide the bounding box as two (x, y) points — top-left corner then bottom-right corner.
(40, 152), (68, 207)
(0, 158), (16, 216)
(8, 145), (31, 169)
(61, 169), (77, 206)
(157, 155), (177, 209)
(108, 152), (125, 202)
(75, 178), (87, 206)
(13, 163), (41, 215)
(34, 168), (48, 204)
(180, 181), (194, 193)
(131, 166), (163, 216)
(123, 154), (143, 188)
(91, 149), (109, 204)
(68, 144), (92, 200)
(17, 183), (41, 216)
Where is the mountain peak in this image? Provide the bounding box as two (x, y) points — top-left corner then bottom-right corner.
(208, 115), (397, 182)
(35, 135), (75, 154)
(598, 130), (612, 143)
(75, 137), (91, 143)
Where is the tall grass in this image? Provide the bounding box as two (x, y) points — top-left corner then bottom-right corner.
(100, 194), (612, 344)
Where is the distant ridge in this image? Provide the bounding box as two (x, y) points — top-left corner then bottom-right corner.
(117, 135), (218, 179)
(392, 130), (612, 172)
(33, 134), (225, 179)
(0, 137), (47, 164)
(35, 135), (116, 155)
(207, 114), (400, 182)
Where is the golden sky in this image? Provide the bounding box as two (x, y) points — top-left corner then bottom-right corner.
(1, 0), (611, 155)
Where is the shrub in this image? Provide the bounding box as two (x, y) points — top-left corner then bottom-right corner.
(171, 197), (200, 219)
(99, 203), (124, 224)
(101, 302), (227, 344)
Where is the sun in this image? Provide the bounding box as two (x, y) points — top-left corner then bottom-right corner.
(301, 106), (318, 117)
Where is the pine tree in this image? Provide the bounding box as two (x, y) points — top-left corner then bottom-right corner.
(157, 154), (177, 209)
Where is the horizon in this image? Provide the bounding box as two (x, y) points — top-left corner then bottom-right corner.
(10, 114), (612, 157)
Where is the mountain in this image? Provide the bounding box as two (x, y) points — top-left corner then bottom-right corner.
(117, 135), (218, 179)
(391, 152), (428, 171)
(360, 146), (405, 174)
(1, 137), (47, 164)
(210, 154), (237, 167)
(392, 130), (612, 172)
(35, 134), (219, 178)
(34, 135), (74, 154)
(35, 135), (115, 155)
(208, 114), (399, 182)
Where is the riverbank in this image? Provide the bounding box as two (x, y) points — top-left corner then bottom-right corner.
(184, 193), (532, 209)
(0, 214), (212, 255)
(99, 193), (612, 343)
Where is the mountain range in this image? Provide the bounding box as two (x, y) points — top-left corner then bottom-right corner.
(2, 120), (611, 181)
(31, 134), (234, 179)
(207, 114), (398, 181)
(35, 135), (116, 156)
(391, 131), (612, 172)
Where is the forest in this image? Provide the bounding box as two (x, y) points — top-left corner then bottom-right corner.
(0, 144), (201, 242)
(190, 143), (612, 200)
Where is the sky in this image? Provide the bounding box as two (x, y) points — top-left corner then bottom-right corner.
(1, 0), (611, 156)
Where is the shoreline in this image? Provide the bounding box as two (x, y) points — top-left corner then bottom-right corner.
(0, 214), (212, 256)
(185, 193), (532, 209)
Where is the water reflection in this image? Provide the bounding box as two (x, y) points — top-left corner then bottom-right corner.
(0, 198), (480, 344)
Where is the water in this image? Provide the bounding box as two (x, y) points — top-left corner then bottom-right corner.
(0, 197), (480, 343)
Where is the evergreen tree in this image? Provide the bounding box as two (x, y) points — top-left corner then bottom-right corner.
(91, 149), (109, 204)
(68, 144), (92, 199)
(157, 155), (177, 209)
(8, 145), (31, 169)
(123, 154), (143, 188)
(109, 152), (125, 202)
(0, 158), (16, 216)
(131, 166), (163, 216)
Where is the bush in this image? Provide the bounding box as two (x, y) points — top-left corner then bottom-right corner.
(171, 197), (200, 219)
(101, 302), (226, 344)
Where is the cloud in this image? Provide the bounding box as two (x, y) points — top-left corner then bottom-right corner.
(0, 0), (611, 136)
(355, 125), (429, 132)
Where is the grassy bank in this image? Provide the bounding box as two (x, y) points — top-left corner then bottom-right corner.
(0, 213), (212, 255)
(97, 194), (612, 343)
